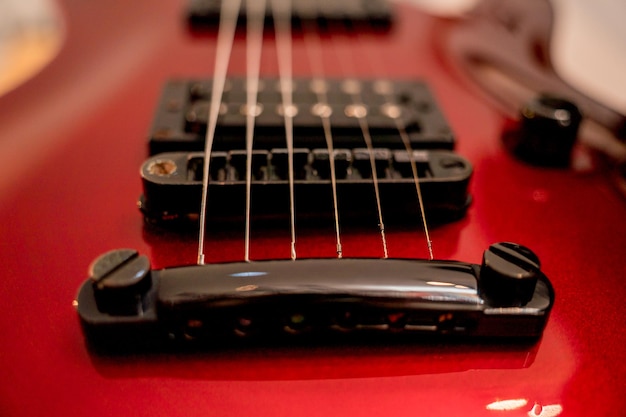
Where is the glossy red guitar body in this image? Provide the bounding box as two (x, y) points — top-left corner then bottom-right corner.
(0, 1), (624, 416)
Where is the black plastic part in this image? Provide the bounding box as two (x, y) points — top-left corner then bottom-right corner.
(187, 0), (393, 31)
(138, 149), (472, 226)
(148, 78), (455, 155)
(75, 244), (554, 351)
(479, 242), (540, 307)
(89, 250), (153, 316)
(504, 95), (582, 167)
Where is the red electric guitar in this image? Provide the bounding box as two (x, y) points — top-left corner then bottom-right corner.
(0, 0), (624, 416)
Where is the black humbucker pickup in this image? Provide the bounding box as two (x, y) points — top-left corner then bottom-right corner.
(148, 78), (455, 155)
(187, 0), (393, 31)
(139, 149), (472, 226)
(75, 243), (554, 352)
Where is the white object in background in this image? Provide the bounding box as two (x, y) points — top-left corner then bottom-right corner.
(404, 0), (626, 114)
(551, 0), (626, 114)
(0, 0), (63, 95)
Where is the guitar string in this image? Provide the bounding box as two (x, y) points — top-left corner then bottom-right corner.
(197, 0), (241, 265)
(243, 0), (267, 262)
(325, 22), (389, 259)
(200, 3), (430, 263)
(300, 18), (344, 259)
(349, 23), (434, 260)
(270, 0), (297, 261)
(394, 114), (434, 259)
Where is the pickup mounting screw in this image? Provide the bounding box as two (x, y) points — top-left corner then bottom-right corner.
(147, 159), (177, 176)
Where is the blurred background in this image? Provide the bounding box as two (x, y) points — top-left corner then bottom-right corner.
(2, 0), (624, 113)
(0, 0), (62, 96)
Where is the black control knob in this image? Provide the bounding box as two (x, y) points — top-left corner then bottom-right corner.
(89, 249), (152, 315)
(479, 242), (540, 307)
(503, 95), (582, 167)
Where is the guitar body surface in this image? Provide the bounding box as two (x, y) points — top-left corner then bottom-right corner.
(0, 0), (624, 416)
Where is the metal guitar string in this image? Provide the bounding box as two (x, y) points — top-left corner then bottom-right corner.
(351, 24), (434, 260)
(197, 0), (241, 265)
(352, 98), (389, 259)
(270, 0), (297, 261)
(326, 23), (389, 259)
(198, 2), (430, 263)
(393, 116), (434, 259)
(300, 19), (344, 259)
(243, 0), (267, 262)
